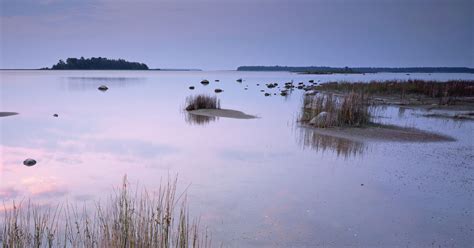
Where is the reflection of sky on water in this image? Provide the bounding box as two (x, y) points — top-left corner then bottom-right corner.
(1, 71), (473, 247)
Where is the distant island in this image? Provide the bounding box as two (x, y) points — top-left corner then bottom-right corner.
(45, 57), (149, 70)
(237, 66), (474, 74)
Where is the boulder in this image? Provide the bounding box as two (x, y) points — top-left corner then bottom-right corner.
(236, 78), (243, 83)
(214, 88), (223, 93)
(189, 86), (195, 90)
(200, 80), (209, 85)
(23, 158), (37, 167)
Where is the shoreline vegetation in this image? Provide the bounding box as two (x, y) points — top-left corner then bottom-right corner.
(299, 93), (457, 142)
(237, 66), (474, 74)
(310, 80), (474, 110)
(0, 176), (211, 248)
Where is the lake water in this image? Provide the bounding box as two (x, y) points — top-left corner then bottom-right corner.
(1, 70), (473, 247)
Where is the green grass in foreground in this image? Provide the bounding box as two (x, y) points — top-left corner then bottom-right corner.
(1, 177), (211, 248)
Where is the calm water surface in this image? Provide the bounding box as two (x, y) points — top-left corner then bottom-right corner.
(1, 71), (473, 247)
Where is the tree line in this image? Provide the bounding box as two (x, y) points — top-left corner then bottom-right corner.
(48, 57), (149, 70)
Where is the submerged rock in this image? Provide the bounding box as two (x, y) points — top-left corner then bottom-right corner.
(98, 85), (108, 91)
(214, 88), (223, 93)
(200, 80), (210, 85)
(215, 79), (220, 82)
(23, 158), (37, 167)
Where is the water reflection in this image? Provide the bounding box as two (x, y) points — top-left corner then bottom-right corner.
(296, 126), (366, 158)
(184, 112), (217, 125)
(63, 77), (145, 91)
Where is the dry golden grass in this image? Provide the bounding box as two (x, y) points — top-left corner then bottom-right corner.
(185, 95), (220, 111)
(300, 93), (371, 128)
(1, 177), (211, 248)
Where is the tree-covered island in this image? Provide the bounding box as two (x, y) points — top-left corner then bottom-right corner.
(46, 57), (149, 70)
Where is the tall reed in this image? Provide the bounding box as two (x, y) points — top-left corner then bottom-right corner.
(185, 95), (220, 111)
(1, 177), (211, 248)
(314, 80), (474, 99)
(300, 93), (371, 128)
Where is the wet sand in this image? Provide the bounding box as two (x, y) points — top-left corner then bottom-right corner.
(188, 109), (257, 119)
(302, 124), (455, 142)
(0, 112), (18, 117)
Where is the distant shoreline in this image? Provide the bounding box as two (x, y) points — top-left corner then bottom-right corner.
(237, 66), (474, 74)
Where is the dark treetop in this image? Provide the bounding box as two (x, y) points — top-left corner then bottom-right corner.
(48, 57), (149, 70)
(237, 66), (474, 74)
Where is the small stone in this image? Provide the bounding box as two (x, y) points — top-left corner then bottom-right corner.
(361, 184), (364, 186)
(98, 85), (108, 91)
(236, 78), (243, 83)
(189, 86), (195, 90)
(23, 158), (37, 167)
(200, 80), (209, 85)
(53, 114), (59, 117)
(215, 79), (220, 82)
(264, 93), (271, 96)
(214, 88), (223, 93)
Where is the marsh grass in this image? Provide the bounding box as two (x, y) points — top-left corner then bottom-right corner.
(1, 177), (211, 248)
(315, 80), (474, 100)
(185, 95), (220, 111)
(300, 93), (371, 128)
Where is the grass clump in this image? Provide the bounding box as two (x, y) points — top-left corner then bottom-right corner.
(315, 80), (474, 98)
(0, 176), (211, 248)
(185, 95), (220, 111)
(300, 93), (371, 128)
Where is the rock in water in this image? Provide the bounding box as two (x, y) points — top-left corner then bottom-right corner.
(189, 86), (195, 90)
(264, 93), (271, 96)
(214, 88), (223, 93)
(236, 78), (243, 83)
(200, 80), (209, 85)
(23, 158), (37, 167)
(309, 112), (329, 126)
(98, 85), (108, 91)
(53, 114), (59, 117)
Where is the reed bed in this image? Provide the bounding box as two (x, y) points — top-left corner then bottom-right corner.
(315, 80), (474, 98)
(300, 93), (371, 128)
(185, 95), (220, 111)
(1, 177), (211, 248)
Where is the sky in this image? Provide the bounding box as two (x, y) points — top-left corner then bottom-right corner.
(0, 0), (472, 70)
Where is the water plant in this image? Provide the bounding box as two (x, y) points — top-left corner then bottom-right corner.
(314, 80), (474, 99)
(300, 92), (371, 128)
(185, 95), (220, 111)
(0, 177), (211, 248)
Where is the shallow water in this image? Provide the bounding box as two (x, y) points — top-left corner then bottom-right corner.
(1, 70), (473, 247)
